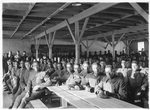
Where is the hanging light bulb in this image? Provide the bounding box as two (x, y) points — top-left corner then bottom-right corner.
(72, 2), (82, 7)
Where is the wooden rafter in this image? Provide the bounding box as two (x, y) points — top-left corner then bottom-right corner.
(98, 31), (112, 47)
(44, 31), (50, 48)
(129, 3), (148, 22)
(79, 17), (89, 41)
(81, 41), (87, 49)
(66, 19), (76, 43)
(31, 3), (118, 40)
(22, 3), (71, 40)
(75, 21), (80, 43)
(84, 24), (148, 40)
(88, 37), (98, 48)
(114, 33), (126, 47)
(10, 3), (36, 38)
(105, 43), (109, 49)
(42, 6), (139, 41)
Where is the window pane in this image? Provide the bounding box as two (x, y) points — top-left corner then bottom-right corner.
(138, 42), (144, 51)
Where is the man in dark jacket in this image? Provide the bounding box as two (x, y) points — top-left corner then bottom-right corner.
(95, 65), (127, 101)
(9, 61), (31, 108)
(126, 60), (148, 107)
(15, 61), (51, 108)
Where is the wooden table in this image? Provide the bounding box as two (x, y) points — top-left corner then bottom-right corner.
(47, 86), (141, 108)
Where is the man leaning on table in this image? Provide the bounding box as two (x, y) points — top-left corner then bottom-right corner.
(13, 61), (52, 108)
(95, 65), (127, 101)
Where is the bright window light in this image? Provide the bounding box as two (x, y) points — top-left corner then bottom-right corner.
(138, 41), (144, 51)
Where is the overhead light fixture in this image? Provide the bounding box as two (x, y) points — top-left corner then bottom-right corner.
(72, 2), (82, 7)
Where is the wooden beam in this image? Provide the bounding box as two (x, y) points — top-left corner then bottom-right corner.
(52, 31), (56, 44)
(22, 3), (71, 40)
(48, 33), (53, 59)
(75, 21), (80, 64)
(79, 17), (89, 41)
(44, 31), (50, 48)
(81, 41), (87, 49)
(114, 33), (126, 47)
(122, 40), (127, 46)
(31, 3), (118, 40)
(83, 10), (139, 32)
(10, 3), (36, 38)
(86, 39), (89, 48)
(35, 38), (41, 59)
(3, 3), (30, 10)
(98, 31), (112, 47)
(129, 3), (148, 22)
(84, 24), (148, 40)
(66, 19), (76, 43)
(75, 21), (80, 43)
(96, 42), (105, 49)
(105, 43), (109, 49)
(86, 39), (89, 58)
(88, 37), (98, 48)
(112, 32), (115, 60)
(129, 39), (133, 45)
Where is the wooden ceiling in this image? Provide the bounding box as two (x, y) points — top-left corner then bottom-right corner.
(3, 2), (149, 42)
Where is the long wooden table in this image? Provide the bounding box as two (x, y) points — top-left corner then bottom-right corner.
(47, 86), (141, 108)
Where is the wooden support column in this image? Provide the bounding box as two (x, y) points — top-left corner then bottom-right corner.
(45, 31), (56, 59)
(75, 21), (80, 64)
(66, 17), (89, 63)
(81, 38), (97, 58)
(86, 39), (89, 58)
(34, 38), (40, 59)
(123, 39), (133, 55)
(111, 32), (115, 60)
(48, 33), (53, 59)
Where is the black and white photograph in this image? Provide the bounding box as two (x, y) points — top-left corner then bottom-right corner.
(2, 1), (149, 109)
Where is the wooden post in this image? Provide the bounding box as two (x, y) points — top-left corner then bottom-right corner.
(75, 44), (80, 64)
(123, 39), (132, 55)
(75, 21), (80, 64)
(86, 39), (89, 58)
(45, 31), (56, 60)
(35, 39), (39, 59)
(48, 33), (53, 59)
(112, 32), (115, 60)
(49, 46), (52, 59)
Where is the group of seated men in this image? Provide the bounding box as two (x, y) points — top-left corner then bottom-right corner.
(3, 50), (149, 108)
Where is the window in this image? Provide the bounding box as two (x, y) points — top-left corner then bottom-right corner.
(138, 41), (144, 51)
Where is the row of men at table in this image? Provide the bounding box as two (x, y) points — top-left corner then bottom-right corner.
(3, 56), (148, 108)
(3, 50), (148, 74)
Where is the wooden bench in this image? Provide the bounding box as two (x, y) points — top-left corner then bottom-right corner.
(29, 99), (48, 108)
